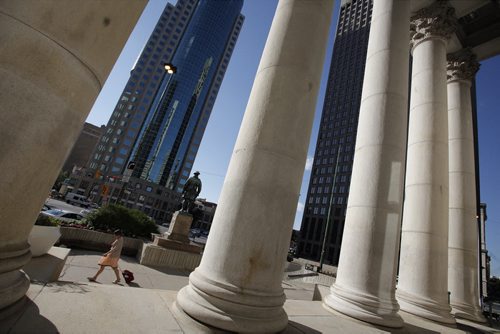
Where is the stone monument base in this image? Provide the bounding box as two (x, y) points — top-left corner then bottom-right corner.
(164, 211), (194, 244)
(138, 244), (202, 271)
(139, 210), (203, 270)
(153, 236), (202, 254)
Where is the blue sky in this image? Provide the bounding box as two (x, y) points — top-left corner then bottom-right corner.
(86, 0), (500, 276)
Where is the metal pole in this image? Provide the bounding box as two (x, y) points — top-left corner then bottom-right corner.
(144, 68), (176, 181)
(319, 144), (342, 272)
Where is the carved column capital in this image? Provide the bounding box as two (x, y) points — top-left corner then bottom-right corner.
(410, 0), (457, 51)
(447, 49), (480, 83)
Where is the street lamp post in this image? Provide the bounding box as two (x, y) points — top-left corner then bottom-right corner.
(142, 63), (177, 181)
(319, 144), (342, 272)
(116, 161), (135, 205)
(164, 63), (176, 74)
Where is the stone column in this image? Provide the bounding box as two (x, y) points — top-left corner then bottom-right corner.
(447, 49), (485, 323)
(0, 1), (145, 315)
(323, 0), (410, 328)
(396, 1), (457, 324)
(175, 0), (334, 332)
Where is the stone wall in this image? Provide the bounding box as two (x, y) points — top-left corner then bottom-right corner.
(59, 227), (142, 257)
(59, 227), (202, 271)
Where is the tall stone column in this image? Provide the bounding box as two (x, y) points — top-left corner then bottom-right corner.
(0, 1), (145, 315)
(323, 0), (410, 328)
(175, 0), (334, 332)
(396, 1), (457, 324)
(447, 49), (485, 323)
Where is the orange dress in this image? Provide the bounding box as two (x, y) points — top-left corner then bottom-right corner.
(98, 237), (123, 268)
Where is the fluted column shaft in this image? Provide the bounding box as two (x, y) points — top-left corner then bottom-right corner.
(175, 0), (334, 332)
(397, 1), (457, 324)
(447, 50), (485, 323)
(0, 1), (145, 315)
(323, 0), (410, 328)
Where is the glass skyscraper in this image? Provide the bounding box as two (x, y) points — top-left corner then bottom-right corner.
(130, 0), (244, 192)
(68, 0), (244, 223)
(297, 0), (372, 265)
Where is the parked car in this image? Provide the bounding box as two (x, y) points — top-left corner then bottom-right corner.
(89, 202), (100, 209)
(79, 209), (97, 217)
(41, 209), (84, 223)
(190, 228), (201, 237)
(65, 193), (91, 208)
(41, 203), (53, 211)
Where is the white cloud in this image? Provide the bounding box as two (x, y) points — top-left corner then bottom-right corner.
(296, 202), (304, 213)
(305, 156), (314, 171)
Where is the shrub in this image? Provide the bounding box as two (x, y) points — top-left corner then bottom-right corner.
(35, 214), (59, 227)
(85, 204), (158, 238)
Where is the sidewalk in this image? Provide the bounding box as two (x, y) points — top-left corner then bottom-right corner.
(58, 249), (190, 291)
(2, 249), (499, 333)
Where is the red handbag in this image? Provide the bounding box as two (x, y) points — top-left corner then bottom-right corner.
(121, 269), (134, 283)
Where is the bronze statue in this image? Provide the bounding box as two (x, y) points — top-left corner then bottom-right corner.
(181, 171), (202, 213)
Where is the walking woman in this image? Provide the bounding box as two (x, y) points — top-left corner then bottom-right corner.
(88, 229), (123, 284)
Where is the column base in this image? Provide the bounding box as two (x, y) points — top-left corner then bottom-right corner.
(324, 282), (403, 328)
(396, 289), (456, 324)
(451, 302), (487, 323)
(175, 270), (288, 333)
(0, 244), (31, 310)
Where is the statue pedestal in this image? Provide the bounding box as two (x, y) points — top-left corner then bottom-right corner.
(152, 211), (202, 254)
(142, 211), (203, 270)
(164, 211), (193, 243)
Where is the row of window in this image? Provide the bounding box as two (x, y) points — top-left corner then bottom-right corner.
(311, 166), (351, 184)
(308, 189), (348, 205)
(307, 199), (345, 216)
(309, 182), (348, 196)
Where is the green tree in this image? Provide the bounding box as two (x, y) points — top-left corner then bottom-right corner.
(86, 204), (158, 238)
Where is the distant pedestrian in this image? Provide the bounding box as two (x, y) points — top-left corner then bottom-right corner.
(88, 229), (123, 284)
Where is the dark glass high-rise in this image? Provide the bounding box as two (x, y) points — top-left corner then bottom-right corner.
(297, 0), (372, 265)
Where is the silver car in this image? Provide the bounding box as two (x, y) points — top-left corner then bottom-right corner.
(41, 209), (84, 223)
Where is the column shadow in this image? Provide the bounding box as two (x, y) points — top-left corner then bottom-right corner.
(0, 298), (59, 334)
(285, 321), (322, 333)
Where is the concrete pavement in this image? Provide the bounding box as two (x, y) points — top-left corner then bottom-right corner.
(58, 249), (190, 291)
(2, 249), (499, 333)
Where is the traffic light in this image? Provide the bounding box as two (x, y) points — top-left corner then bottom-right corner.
(101, 185), (109, 196)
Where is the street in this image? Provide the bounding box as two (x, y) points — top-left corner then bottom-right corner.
(45, 198), (86, 214)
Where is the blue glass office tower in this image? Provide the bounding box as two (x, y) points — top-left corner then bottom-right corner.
(69, 0), (244, 223)
(85, 0), (243, 188)
(130, 0), (244, 192)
